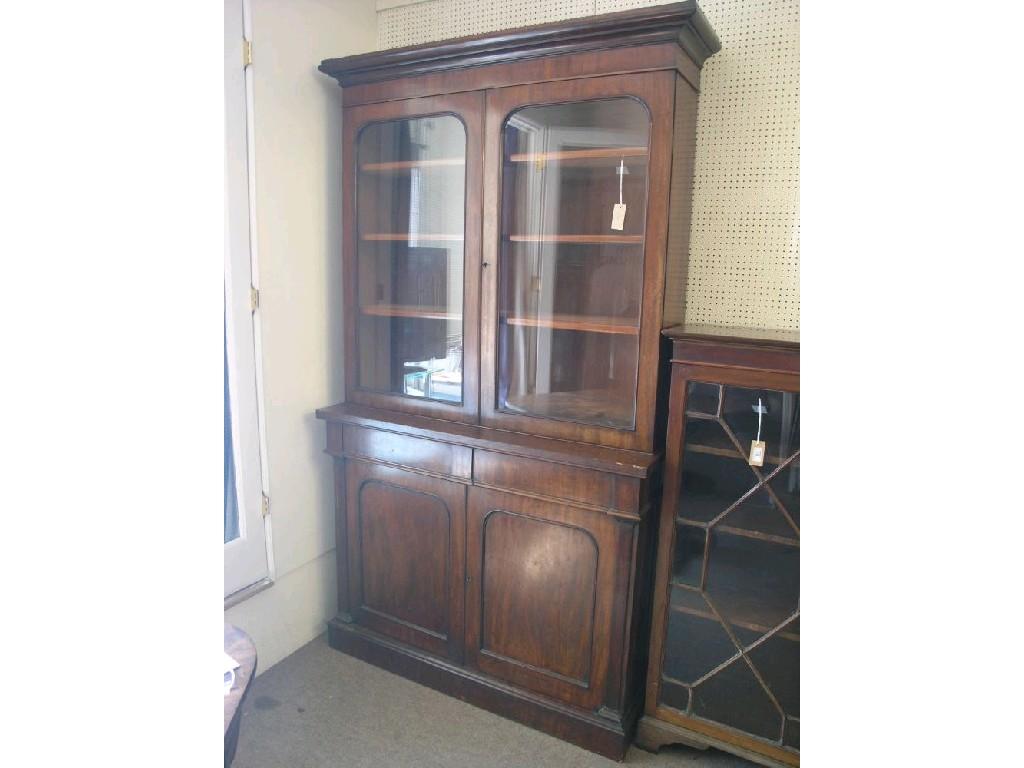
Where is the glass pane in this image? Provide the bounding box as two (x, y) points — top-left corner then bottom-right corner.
(721, 386), (800, 469)
(659, 677), (690, 713)
(671, 524), (706, 587)
(686, 381), (721, 416)
(356, 115), (466, 403)
(747, 618), (800, 717)
(678, 436), (759, 525)
(662, 607), (737, 686)
(783, 718), (800, 750)
(496, 98), (651, 429)
(692, 657), (783, 742)
(224, 317), (239, 544)
(658, 382), (800, 745)
(704, 530), (799, 639)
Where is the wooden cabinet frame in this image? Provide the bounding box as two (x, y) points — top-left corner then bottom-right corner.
(639, 328), (800, 767)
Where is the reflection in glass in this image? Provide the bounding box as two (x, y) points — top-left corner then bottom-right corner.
(356, 115), (466, 403)
(496, 98), (651, 429)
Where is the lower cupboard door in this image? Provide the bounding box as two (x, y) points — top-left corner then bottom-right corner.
(345, 460), (466, 662)
(465, 487), (622, 709)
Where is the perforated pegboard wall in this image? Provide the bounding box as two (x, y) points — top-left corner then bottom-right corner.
(376, 0), (800, 331)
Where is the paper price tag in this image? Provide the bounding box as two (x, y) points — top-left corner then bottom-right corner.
(611, 203), (627, 231)
(748, 440), (766, 467)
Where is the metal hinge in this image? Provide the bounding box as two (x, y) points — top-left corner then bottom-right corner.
(250, 286), (259, 312)
(243, 39), (252, 68)
(261, 492), (270, 518)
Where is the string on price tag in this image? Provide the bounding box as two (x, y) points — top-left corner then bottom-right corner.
(749, 397), (767, 467)
(611, 158), (626, 231)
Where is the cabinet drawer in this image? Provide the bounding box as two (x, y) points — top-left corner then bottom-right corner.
(342, 424), (472, 480)
(473, 450), (616, 510)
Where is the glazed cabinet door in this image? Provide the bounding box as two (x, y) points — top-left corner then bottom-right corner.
(343, 92), (484, 423)
(480, 72), (676, 450)
(648, 372), (800, 762)
(464, 487), (626, 710)
(344, 460), (466, 662)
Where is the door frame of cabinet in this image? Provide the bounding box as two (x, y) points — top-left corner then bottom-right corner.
(344, 459), (467, 662)
(643, 358), (800, 767)
(479, 71), (677, 450)
(464, 486), (628, 710)
(342, 91), (485, 424)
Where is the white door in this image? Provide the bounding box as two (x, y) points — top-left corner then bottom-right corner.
(224, 0), (270, 597)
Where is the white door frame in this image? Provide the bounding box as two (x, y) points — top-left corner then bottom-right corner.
(225, 0), (274, 603)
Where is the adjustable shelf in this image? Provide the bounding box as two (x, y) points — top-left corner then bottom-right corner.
(508, 146), (649, 164)
(504, 313), (639, 336)
(360, 157), (465, 171)
(506, 234), (643, 245)
(361, 233), (465, 242)
(670, 582), (799, 641)
(360, 304), (462, 321)
(667, 597), (800, 644)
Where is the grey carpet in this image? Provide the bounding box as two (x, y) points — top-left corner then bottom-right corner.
(232, 633), (754, 768)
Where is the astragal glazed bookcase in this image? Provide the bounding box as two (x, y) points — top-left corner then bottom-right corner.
(316, 3), (720, 759)
(637, 326), (800, 767)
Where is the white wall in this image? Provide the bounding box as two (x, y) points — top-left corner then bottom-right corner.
(225, 0), (377, 673)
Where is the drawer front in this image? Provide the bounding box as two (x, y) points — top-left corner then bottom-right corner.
(342, 424), (472, 480)
(473, 450), (617, 511)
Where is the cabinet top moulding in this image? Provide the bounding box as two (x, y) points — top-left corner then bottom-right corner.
(318, 2), (721, 105)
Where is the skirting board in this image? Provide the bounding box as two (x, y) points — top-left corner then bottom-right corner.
(327, 617), (634, 760)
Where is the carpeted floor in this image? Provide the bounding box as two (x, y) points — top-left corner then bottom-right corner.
(232, 634), (754, 768)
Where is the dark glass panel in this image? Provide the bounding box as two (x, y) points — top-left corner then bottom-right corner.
(671, 524), (706, 587)
(669, 583), (707, 612)
(686, 381), (721, 416)
(718, 486), (799, 540)
(747, 619), (800, 717)
(496, 98), (651, 429)
(783, 718), (800, 750)
(659, 677), (691, 713)
(704, 530), (799, 637)
(677, 433), (759, 525)
(356, 115), (466, 403)
(662, 609), (739, 686)
(768, 458), (800, 529)
(692, 657), (782, 742)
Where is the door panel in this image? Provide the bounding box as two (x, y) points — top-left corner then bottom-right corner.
(465, 487), (622, 708)
(343, 91), (484, 423)
(481, 72), (676, 449)
(346, 460), (466, 661)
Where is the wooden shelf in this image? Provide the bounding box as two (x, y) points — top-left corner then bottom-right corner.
(360, 157), (464, 171)
(668, 596), (799, 643)
(362, 233), (464, 242)
(507, 234), (643, 245)
(502, 388), (634, 429)
(360, 304), (462, 321)
(504, 313), (639, 335)
(508, 146), (649, 163)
